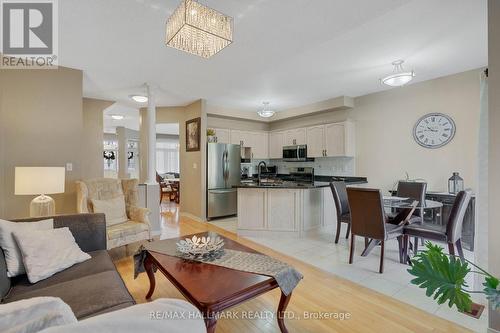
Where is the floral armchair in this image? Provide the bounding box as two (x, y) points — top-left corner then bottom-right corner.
(75, 178), (151, 249)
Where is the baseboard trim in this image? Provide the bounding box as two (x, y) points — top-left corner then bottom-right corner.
(180, 212), (206, 223)
(488, 328), (500, 333)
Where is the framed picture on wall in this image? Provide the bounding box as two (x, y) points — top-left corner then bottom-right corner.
(186, 117), (201, 152)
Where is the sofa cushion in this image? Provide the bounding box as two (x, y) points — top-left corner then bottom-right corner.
(107, 221), (148, 240)
(9, 250), (115, 295)
(13, 227), (91, 283)
(91, 195), (128, 226)
(5, 270), (135, 319)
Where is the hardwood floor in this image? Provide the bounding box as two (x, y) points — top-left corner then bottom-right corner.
(114, 203), (470, 333)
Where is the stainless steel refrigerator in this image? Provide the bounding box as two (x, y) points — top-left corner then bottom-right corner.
(207, 143), (241, 220)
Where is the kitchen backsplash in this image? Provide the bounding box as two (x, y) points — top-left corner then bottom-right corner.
(242, 157), (355, 177)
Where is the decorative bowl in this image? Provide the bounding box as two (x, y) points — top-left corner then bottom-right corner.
(176, 235), (224, 259)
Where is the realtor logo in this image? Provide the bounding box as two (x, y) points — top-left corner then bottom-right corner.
(1, 0), (58, 68)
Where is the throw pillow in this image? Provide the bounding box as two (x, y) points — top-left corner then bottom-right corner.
(13, 227), (91, 283)
(0, 218), (53, 277)
(91, 195), (128, 226)
(0, 296), (77, 333)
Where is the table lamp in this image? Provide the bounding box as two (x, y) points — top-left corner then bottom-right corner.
(15, 167), (66, 217)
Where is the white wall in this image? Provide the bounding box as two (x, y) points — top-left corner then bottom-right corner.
(351, 69), (481, 193)
(488, 0), (500, 330)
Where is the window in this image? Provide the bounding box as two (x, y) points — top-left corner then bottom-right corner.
(156, 138), (180, 174)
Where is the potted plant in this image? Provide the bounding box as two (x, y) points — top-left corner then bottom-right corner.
(408, 242), (500, 318)
(207, 128), (216, 143)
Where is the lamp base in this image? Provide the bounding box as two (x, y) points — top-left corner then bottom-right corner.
(30, 195), (55, 217)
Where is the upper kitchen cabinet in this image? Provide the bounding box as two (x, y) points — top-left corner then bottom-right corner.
(230, 130), (248, 146)
(306, 125), (325, 158)
(324, 121), (355, 157)
(213, 128), (230, 144)
(230, 130), (269, 159)
(285, 128), (306, 146)
(269, 131), (285, 159)
(249, 131), (269, 159)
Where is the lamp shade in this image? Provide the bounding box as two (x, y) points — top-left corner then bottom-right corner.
(15, 167), (65, 195)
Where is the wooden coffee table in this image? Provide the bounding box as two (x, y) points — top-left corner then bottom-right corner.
(144, 232), (293, 333)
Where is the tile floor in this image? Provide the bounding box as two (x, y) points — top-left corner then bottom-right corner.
(209, 217), (488, 332)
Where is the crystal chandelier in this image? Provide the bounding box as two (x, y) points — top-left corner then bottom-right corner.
(258, 102), (275, 118)
(381, 60), (415, 87)
(166, 0), (233, 58)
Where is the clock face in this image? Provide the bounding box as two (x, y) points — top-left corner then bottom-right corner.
(413, 113), (456, 149)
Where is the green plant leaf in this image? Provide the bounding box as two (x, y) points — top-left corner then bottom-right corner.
(408, 242), (472, 312)
(484, 276), (500, 310)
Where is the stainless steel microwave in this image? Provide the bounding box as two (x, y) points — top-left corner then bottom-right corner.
(283, 145), (308, 161)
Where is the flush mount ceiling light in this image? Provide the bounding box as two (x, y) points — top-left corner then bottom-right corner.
(111, 115), (124, 120)
(381, 60), (415, 87)
(165, 0), (233, 58)
(130, 95), (148, 103)
(258, 102), (275, 118)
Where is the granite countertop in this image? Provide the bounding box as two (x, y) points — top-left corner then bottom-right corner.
(234, 181), (331, 189)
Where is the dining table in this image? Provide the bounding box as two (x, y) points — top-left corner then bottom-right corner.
(360, 197), (444, 259)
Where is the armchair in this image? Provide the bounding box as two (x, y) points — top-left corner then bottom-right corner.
(76, 178), (151, 249)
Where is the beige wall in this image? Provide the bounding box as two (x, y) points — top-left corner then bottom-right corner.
(0, 67), (84, 219)
(269, 109), (350, 131)
(488, 0), (500, 330)
(208, 115), (269, 131)
(141, 101), (207, 220)
(352, 69), (481, 193)
(82, 98), (113, 179)
(269, 70), (481, 193)
(180, 100), (207, 220)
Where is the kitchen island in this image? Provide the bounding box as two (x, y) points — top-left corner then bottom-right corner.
(234, 181), (334, 238)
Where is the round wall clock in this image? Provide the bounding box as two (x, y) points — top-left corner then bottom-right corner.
(413, 113), (456, 149)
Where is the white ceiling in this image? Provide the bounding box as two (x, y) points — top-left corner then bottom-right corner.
(60, 0), (487, 114)
(103, 103), (139, 133)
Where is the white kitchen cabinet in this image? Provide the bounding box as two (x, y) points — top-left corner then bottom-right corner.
(251, 132), (269, 159)
(285, 128), (306, 146)
(213, 128), (230, 144)
(324, 121), (355, 157)
(267, 189), (299, 231)
(230, 130), (268, 159)
(230, 130), (253, 147)
(322, 187), (337, 227)
(237, 188), (267, 230)
(269, 131), (285, 159)
(306, 125), (325, 157)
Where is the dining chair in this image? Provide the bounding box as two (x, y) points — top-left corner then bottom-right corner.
(392, 181), (427, 223)
(403, 190), (472, 261)
(347, 188), (409, 273)
(156, 172), (172, 204)
(329, 181), (351, 244)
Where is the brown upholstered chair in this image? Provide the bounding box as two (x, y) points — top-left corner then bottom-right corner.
(156, 172), (172, 204)
(403, 190), (472, 261)
(347, 188), (408, 273)
(329, 181), (351, 244)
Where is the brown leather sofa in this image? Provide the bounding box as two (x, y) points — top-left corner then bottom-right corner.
(0, 213), (135, 319)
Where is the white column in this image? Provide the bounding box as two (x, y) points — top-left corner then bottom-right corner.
(146, 84), (156, 184)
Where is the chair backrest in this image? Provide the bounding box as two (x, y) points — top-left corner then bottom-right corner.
(76, 178), (139, 213)
(156, 172), (163, 183)
(396, 181), (427, 217)
(446, 190), (472, 242)
(347, 188), (387, 240)
(330, 181), (350, 217)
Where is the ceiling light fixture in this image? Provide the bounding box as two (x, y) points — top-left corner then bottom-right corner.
(258, 102), (275, 118)
(165, 0), (233, 58)
(111, 115), (124, 120)
(381, 60), (415, 87)
(130, 95), (148, 103)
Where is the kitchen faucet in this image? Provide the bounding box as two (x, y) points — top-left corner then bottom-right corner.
(257, 161), (267, 184)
